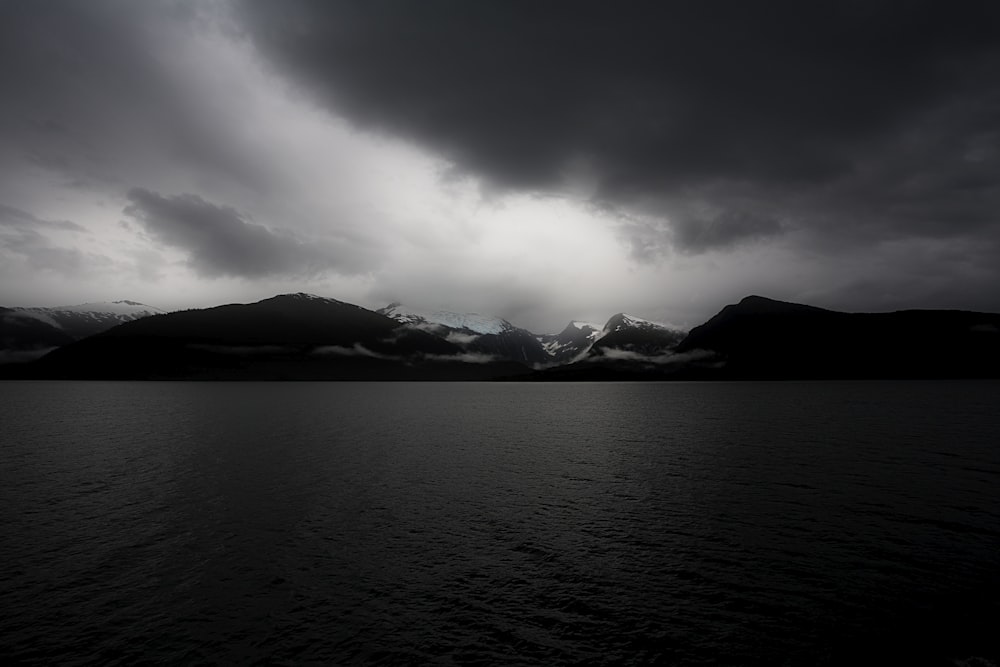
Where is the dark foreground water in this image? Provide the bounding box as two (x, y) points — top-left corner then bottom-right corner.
(2, 381), (1000, 665)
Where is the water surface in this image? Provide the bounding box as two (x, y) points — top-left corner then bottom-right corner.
(2, 381), (999, 664)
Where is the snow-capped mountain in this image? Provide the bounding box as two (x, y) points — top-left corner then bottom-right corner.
(379, 302), (688, 366)
(279, 292), (346, 305)
(377, 303), (512, 334)
(585, 312), (687, 360)
(604, 313), (675, 334)
(24, 293), (530, 380)
(538, 320), (604, 363)
(2, 291), (693, 371)
(378, 303), (550, 364)
(12, 300), (165, 340)
(9, 291), (999, 380)
(538, 314), (687, 365)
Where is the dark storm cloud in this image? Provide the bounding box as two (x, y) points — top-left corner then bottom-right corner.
(654, 208), (785, 256)
(670, 211), (783, 255)
(4, 0), (1000, 319)
(0, 0), (269, 193)
(0, 1), (159, 178)
(124, 188), (351, 278)
(238, 0), (1000, 254)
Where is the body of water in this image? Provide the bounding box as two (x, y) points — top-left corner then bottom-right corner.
(2, 381), (999, 664)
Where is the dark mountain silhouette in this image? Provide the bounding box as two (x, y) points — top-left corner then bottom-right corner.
(0, 300), (162, 363)
(523, 296), (1000, 381)
(26, 294), (528, 380)
(466, 328), (550, 365)
(676, 295), (1000, 379)
(0, 307), (75, 363)
(9, 292), (1000, 380)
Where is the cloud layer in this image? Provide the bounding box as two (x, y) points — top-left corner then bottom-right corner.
(124, 188), (349, 278)
(1, 1), (999, 329)
(239, 0), (1000, 254)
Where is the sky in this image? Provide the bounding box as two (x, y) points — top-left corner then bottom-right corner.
(1, 1), (999, 332)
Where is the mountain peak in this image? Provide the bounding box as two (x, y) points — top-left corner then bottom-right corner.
(276, 292), (326, 300)
(558, 320), (601, 336)
(267, 293), (347, 306)
(738, 295), (774, 305)
(732, 295), (830, 315)
(604, 312), (675, 333)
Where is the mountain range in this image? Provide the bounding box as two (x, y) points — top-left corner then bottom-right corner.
(377, 303), (550, 365)
(0, 300), (163, 363)
(2, 293), (999, 380)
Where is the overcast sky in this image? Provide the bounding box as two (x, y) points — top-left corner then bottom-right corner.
(2, 1), (999, 331)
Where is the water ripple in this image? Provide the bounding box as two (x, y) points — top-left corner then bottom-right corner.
(2, 380), (1000, 664)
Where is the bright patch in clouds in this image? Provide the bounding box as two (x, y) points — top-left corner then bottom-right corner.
(3, 1), (998, 331)
(0, 6), (694, 331)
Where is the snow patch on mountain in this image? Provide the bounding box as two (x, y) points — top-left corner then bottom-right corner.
(379, 303), (511, 334)
(10, 309), (61, 328)
(540, 338), (562, 355)
(537, 319), (607, 362)
(571, 321), (604, 334)
(7, 300), (166, 343)
(278, 292), (345, 305)
(606, 313), (678, 333)
(430, 311), (509, 334)
(15, 300), (164, 327)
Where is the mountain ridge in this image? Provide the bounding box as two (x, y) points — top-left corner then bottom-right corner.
(378, 302), (550, 365)
(4, 292), (1000, 379)
(20, 294), (527, 380)
(675, 295), (1000, 379)
(1, 299), (163, 362)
